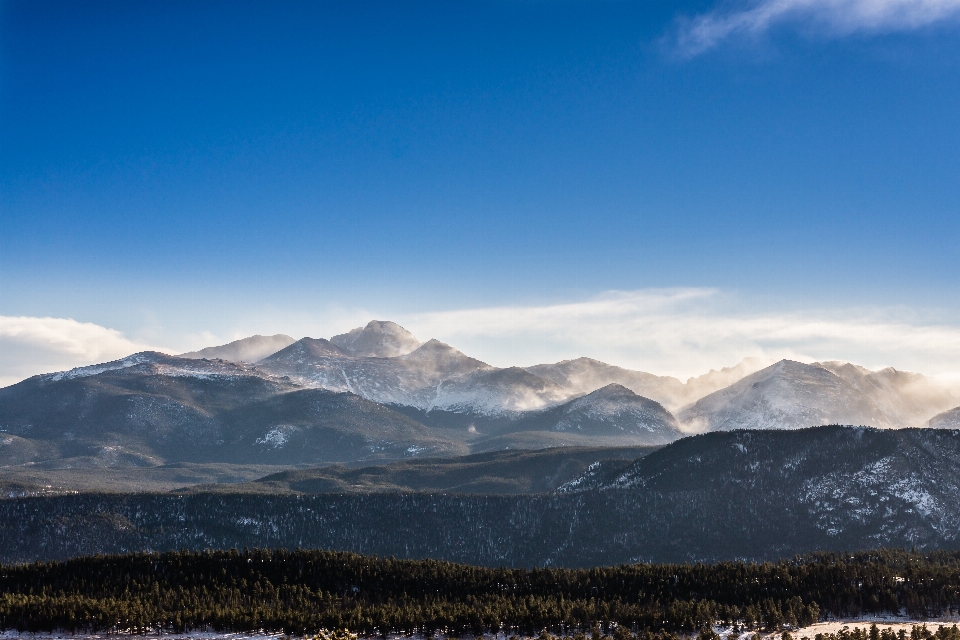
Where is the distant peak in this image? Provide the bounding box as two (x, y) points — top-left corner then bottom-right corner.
(582, 383), (639, 400)
(260, 337), (352, 362)
(402, 339), (459, 359)
(179, 334), (296, 363)
(330, 320), (420, 358)
(44, 351), (174, 382)
(400, 338), (490, 370)
(421, 338), (453, 349)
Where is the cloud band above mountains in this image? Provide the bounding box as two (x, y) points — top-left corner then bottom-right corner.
(0, 316), (166, 388)
(3, 289), (960, 388)
(674, 0), (960, 55)
(399, 289), (960, 384)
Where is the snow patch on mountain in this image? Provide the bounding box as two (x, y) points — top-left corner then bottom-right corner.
(256, 425), (299, 448)
(45, 352), (159, 382)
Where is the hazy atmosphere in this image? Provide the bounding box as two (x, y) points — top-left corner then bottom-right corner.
(3, 0), (960, 385)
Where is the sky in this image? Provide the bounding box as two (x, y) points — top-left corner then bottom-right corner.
(2, 0), (960, 386)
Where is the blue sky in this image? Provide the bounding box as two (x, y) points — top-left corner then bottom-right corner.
(2, 0), (960, 383)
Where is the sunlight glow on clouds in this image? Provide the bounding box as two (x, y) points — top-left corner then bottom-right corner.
(0, 316), (169, 387)
(674, 0), (960, 54)
(399, 289), (960, 383)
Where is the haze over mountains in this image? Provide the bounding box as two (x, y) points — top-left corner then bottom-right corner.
(179, 334), (296, 362)
(679, 359), (959, 432)
(1, 320), (958, 472)
(3, 322), (960, 565)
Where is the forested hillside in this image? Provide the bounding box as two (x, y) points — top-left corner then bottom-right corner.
(2, 549), (960, 634)
(181, 445), (658, 495)
(2, 427), (958, 567)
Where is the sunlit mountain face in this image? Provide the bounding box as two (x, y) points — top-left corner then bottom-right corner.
(2, 320), (957, 472)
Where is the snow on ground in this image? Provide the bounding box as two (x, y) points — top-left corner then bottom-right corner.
(4, 622), (960, 640)
(0, 634), (360, 640)
(733, 619), (960, 640)
(0, 633), (286, 640)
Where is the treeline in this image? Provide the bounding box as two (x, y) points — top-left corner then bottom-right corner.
(1, 548), (960, 635)
(811, 624), (960, 640)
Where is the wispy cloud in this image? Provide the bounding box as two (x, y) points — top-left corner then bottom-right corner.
(398, 289), (960, 383)
(0, 316), (169, 387)
(673, 0), (960, 55)
(5, 291), (960, 390)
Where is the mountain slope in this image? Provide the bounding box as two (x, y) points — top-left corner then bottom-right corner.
(556, 426), (960, 562)
(392, 383), (683, 449)
(816, 361), (957, 427)
(678, 359), (954, 431)
(259, 337), (493, 409)
(526, 357), (769, 412)
(181, 445), (659, 495)
(4, 427), (960, 566)
(6, 320), (957, 474)
(525, 358), (686, 409)
(930, 406), (960, 429)
(548, 384), (682, 442)
(0, 352), (297, 465)
(0, 353), (464, 466)
(213, 388), (466, 463)
(179, 335), (296, 362)
(428, 366), (570, 415)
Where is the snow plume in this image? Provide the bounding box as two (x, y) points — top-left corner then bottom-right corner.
(0, 316), (168, 387)
(672, 0), (960, 55)
(400, 289), (960, 385)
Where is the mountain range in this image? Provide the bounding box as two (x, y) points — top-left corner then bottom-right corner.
(1, 320), (958, 471)
(3, 426), (959, 566)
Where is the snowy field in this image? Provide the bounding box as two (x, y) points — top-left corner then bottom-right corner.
(3, 622), (960, 640)
(0, 634), (286, 640)
(733, 619), (960, 640)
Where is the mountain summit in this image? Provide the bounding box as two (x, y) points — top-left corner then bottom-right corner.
(551, 383), (682, 442)
(330, 321), (421, 357)
(5, 319), (957, 472)
(179, 334), (295, 362)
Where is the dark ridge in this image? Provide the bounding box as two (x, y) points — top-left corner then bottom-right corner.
(2, 427), (959, 567)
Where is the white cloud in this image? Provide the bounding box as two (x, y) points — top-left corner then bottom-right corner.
(4, 290), (960, 392)
(396, 289), (960, 382)
(674, 0), (960, 55)
(0, 316), (169, 387)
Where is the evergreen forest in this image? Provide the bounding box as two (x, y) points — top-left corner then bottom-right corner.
(2, 548), (960, 635)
